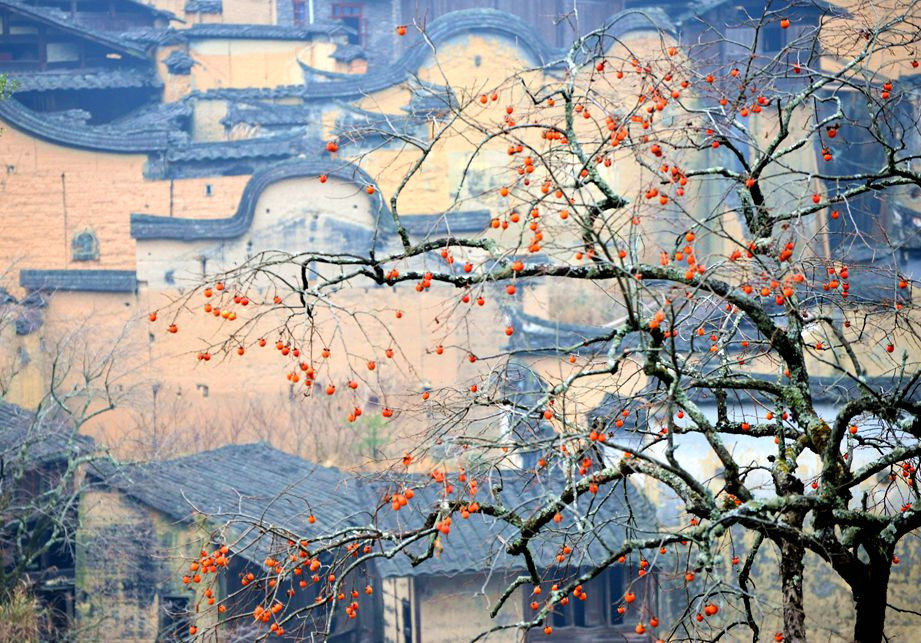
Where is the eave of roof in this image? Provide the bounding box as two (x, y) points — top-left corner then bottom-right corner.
(331, 43), (367, 62)
(90, 442), (657, 576)
(163, 50), (196, 74)
(400, 211), (492, 236)
(132, 158), (387, 240)
(179, 20), (353, 40)
(89, 442), (373, 564)
(674, 0), (846, 24)
(132, 157), (495, 242)
(164, 131), (311, 162)
(19, 269), (138, 293)
(0, 7), (682, 153)
(285, 9), (567, 102)
(0, 400), (96, 463)
(0, 96), (175, 152)
(184, 0), (222, 14)
(9, 67), (161, 93)
(222, 100), (317, 127)
(0, 0), (150, 59)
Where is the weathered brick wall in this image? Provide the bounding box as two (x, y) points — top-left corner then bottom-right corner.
(0, 126), (247, 287)
(414, 573), (522, 642)
(189, 38), (315, 90)
(75, 490), (167, 642)
(76, 489), (216, 642)
(0, 13), (911, 474)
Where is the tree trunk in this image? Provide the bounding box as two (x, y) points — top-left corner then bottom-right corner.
(852, 564), (890, 643)
(780, 538), (807, 643)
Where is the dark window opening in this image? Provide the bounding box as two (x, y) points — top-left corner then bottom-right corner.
(159, 595), (191, 642)
(72, 229), (99, 261)
(545, 567), (630, 630)
(36, 584), (74, 636)
(762, 25), (784, 51)
(293, 0), (306, 25)
(16, 87), (155, 124)
(0, 42), (39, 64)
(608, 566), (625, 624)
(401, 597), (413, 643)
(332, 3), (364, 45)
(222, 554), (369, 639)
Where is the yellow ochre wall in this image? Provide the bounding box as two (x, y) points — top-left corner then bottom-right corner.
(0, 15), (914, 470)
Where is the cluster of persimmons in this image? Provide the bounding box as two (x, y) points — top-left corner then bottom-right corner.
(144, 14), (921, 640)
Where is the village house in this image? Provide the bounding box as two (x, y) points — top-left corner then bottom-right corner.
(76, 441), (659, 642)
(0, 0), (919, 638)
(0, 0), (673, 456)
(0, 0), (911, 478)
(0, 400), (97, 631)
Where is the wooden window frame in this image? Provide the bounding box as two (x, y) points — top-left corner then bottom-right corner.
(331, 2), (366, 46)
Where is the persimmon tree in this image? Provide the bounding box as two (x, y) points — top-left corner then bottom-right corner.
(157, 3), (921, 641)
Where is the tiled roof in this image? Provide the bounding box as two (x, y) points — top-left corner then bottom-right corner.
(0, 0), (150, 59)
(131, 157), (497, 242)
(0, 400), (95, 464)
(132, 159), (387, 240)
(116, 19), (352, 48)
(222, 101), (319, 128)
(402, 80), (457, 116)
(331, 43), (367, 62)
(299, 63), (361, 83)
(164, 131), (310, 162)
(92, 442), (658, 576)
(597, 7), (676, 40)
(407, 8), (562, 66)
(285, 9), (565, 102)
(287, 8), (675, 102)
(184, 0), (221, 13)
(0, 96), (177, 152)
(190, 84), (310, 101)
(92, 443), (375, 564)
(119, 26), (177, 46)
(163, 50), (196, 75)
(400, 211), (492, 236)
(505, 309), (617, 356)
(0, 7), (681, 155)
(372, 468), (657, 578)
(19, 269), (138, 293)
(179, 20), (353, 40)
(334, 105), (418, 138)
(111, 98), (192, 133)
(505, 297), (767, 356)
(646, 373), (919, 408)
(673, 0), (844, 24)
(0, 94), (189, 151)
(9, 67), (161, 92)
(225, 100), (409, 137)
